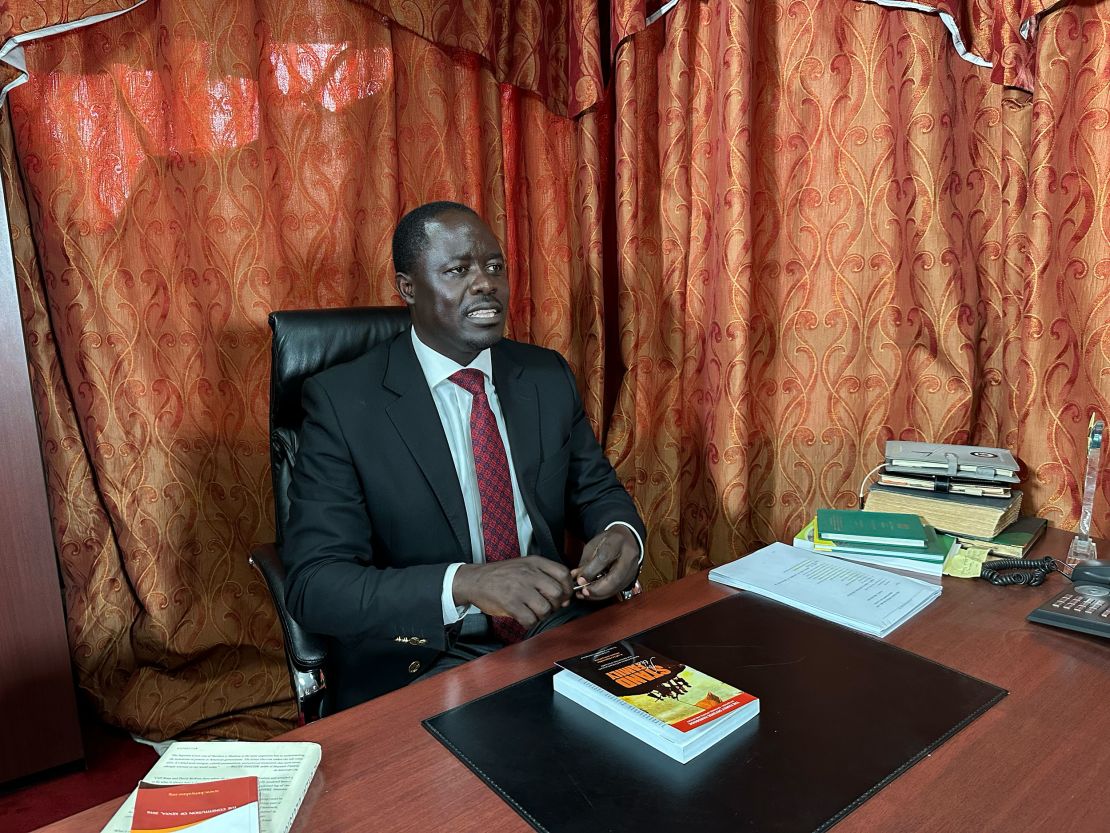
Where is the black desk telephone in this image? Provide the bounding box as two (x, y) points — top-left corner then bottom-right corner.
(1027, 560), (1110, 639)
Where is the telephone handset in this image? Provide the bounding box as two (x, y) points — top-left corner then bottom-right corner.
(1027, 559), (1110, 639)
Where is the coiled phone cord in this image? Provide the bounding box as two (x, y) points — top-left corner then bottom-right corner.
(980, 556), (1057, 586)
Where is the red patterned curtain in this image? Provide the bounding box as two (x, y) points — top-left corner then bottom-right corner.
(605, 0), (1110, 585)
(349, 0), (676, 115)
(0, 1), (146, 95)
(856, 0), (1057, 90)
(6, 0), (615, 739)
(7, 0), (1109, 739)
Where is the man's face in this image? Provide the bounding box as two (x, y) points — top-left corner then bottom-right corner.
(396, 210), (508, 365)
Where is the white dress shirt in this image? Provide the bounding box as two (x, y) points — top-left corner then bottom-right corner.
(410, 329), (643, 626)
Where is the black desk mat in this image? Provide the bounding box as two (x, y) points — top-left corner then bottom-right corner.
(424, 593), (1005, 833)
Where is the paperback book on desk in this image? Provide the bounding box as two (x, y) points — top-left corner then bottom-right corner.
(99, 741), (321, 833)
(553, 640), (760, 763)
(131, 776), (259, 832)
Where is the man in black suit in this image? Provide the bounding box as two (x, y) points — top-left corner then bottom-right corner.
(283, 201), (645, 712)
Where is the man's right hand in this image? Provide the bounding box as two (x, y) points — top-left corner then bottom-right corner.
(452, 558), (574, 629)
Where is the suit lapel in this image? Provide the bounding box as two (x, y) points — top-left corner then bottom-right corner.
(492, 343), (557, 558)
(383, 332), (471, 559)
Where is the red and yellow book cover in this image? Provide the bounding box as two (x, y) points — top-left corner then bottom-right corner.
(130, 775), (259, 833)
(557, 641), (758, 733)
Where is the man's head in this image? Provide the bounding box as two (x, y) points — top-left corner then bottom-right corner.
(393, 202), (508, 366)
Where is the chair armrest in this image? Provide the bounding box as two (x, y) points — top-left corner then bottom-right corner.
(249, 543), (330, 671)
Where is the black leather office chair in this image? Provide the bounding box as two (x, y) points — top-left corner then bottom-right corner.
(250, 305), (411, 722)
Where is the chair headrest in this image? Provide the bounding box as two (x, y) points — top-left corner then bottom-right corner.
(268, 306), (411, 433)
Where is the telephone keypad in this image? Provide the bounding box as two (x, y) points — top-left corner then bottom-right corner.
(1028, 584), (1110, 638)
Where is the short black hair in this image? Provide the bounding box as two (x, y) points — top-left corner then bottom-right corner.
(392, 201), (480, 275)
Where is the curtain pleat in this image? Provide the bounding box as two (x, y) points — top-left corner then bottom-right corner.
(0, 1), (149, 99)
(350, 1), (681, 116)
(853, 0), (1063, 90)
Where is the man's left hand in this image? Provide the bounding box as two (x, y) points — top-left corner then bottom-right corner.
(571, 526), (640, 600)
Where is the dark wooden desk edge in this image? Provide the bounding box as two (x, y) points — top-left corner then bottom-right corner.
(32, 526), (1100, 832)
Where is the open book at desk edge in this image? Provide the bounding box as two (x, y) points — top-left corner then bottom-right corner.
(100, 741), (321, 833)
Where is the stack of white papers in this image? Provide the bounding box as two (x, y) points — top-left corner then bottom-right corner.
(708, 543), (941, 637)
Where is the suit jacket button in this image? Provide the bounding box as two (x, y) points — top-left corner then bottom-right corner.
(408, 660), (421, 674)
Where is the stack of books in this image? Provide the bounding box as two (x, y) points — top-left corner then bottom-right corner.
(794, 509), (958, 577)
(863, 441), (1023, 539)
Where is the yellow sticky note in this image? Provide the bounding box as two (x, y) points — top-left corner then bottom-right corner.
(943, 545), (991, 578)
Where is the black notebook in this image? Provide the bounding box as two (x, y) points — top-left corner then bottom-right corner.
(424, 593), (1005, 833)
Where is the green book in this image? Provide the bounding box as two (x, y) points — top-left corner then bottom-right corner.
(814, 524), (956, 562)
(954, 516), (1047, 558)
(816, 509), (927, 548)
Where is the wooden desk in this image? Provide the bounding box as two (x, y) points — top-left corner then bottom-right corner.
(37, 528), (1110, 832)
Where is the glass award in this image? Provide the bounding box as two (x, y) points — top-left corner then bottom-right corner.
(1066, 414), (1104, 570)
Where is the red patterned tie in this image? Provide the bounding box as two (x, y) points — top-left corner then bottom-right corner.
(449, 369), (527, 644)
